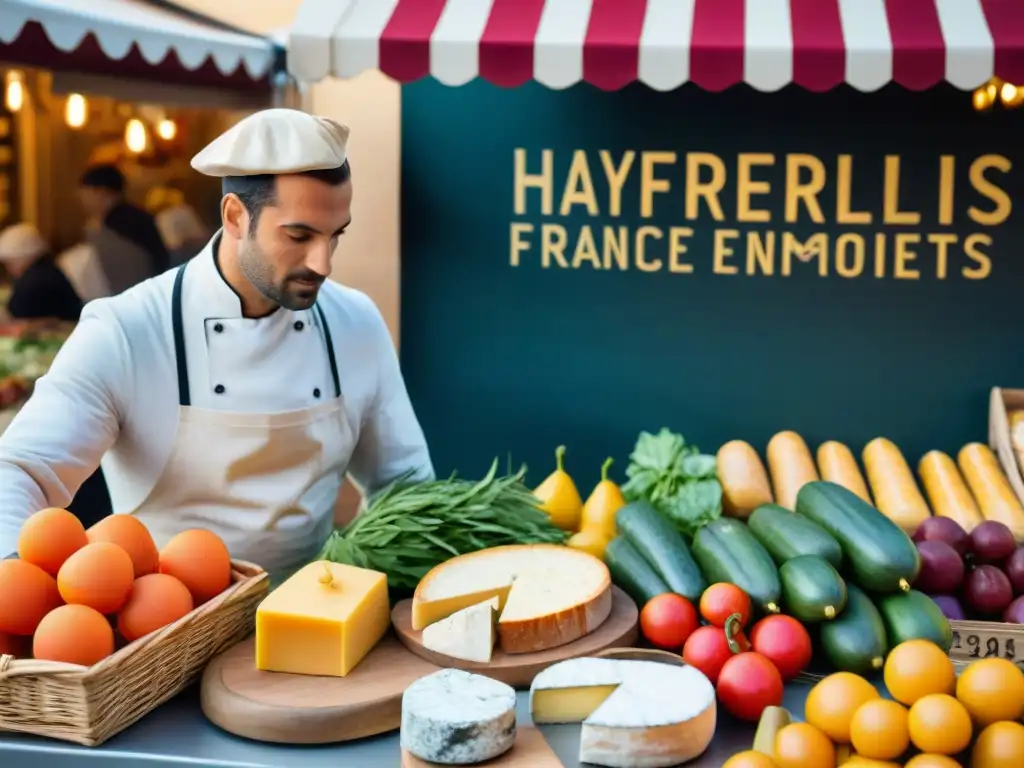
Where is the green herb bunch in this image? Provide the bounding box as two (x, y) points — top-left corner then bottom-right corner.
(318, 458), (567, 592)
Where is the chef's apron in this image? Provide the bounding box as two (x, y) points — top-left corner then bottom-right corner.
(127, 263), (352, 581)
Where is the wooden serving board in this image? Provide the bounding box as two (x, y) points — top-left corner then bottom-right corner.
(401, 727), (563, 767)
(200, 631), (440, 744)
(392, 585), (639, 688)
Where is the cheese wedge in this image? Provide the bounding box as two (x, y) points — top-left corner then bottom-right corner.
(255, 561), (389, 677)
(530, 657), (717, 768)
(412, 544), (612, 654)
(421, 598), (498, 663)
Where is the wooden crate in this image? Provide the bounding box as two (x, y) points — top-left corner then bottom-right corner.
(989, 387), (1024, 507)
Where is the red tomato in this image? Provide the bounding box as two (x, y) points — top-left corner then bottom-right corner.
(700, 583), (752, 628)
(681, 618), (750, 685)
(716, 651), (784, 722)
(640, 594), (699, 650)
(749, 615), (813, 681)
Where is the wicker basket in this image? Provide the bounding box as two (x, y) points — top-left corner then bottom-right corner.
(947, 618), (1024, 673)
(989, 387), (1024, 507)
(0, 560), (269, 746)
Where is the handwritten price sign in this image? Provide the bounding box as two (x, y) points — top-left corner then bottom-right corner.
(948, 622), (1024, 672)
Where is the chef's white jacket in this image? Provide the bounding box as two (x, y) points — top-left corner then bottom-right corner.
(0, 247), (434, 555)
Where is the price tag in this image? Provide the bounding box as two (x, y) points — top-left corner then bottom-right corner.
(949, 624), (1024, 671)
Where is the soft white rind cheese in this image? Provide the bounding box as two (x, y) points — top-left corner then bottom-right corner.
(412, 544), (612, 654)
(401, 669), (517, 764)
(530, 658), (717, 768)
(421, 598), (497, 663)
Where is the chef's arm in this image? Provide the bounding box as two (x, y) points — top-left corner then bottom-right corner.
(0, 307), (130, 556)
(346, 310), (434, 496)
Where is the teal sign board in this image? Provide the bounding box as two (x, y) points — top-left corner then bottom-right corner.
(399, 82), (1022, 488)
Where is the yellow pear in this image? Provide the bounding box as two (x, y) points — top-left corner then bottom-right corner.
(580, 457), (627, 539)
(534, 445), (583, 531)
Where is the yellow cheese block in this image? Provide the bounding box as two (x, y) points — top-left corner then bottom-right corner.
(255, 560), (390, 677)
(532, 684), (618, 722)
(411, 544), (612, 654)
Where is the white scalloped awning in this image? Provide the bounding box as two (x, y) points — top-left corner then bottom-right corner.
(0, 0), (276, 80)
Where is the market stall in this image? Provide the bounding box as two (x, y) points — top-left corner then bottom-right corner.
(3, 2), (1024, 767)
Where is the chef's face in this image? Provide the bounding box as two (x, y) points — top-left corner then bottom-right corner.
(233, 174), (353, 311)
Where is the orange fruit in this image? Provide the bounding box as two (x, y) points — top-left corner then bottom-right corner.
(773, 722), (835, 768)
(883, 639), (955, 705)
(723, 750), (777, 768)
(971, 721), (1024, 768)
(805, 672), (880, 743)
(843, 759), (900, 768)
(57, 542), (135, 615)
(33, 604), (114, 666)
(159, 529), (232, 604)
(907, 693), (973, 755)
(117, 574), (194, 642)
(88, 515), (159, 577)
(903, 756), (962, 768)
(0, 559), (63, 635)
(955, 658), (1024, 726)
(849, 698), (910, 760)
(17, 507), (88, 576)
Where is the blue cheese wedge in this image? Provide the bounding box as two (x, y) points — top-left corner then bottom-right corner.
(421, 598), (498, 663)
(401, 668), (516, 764)
(530, 657), (717, 768)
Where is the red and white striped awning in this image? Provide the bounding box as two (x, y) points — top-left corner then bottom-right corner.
(288, 0), (1024, 92)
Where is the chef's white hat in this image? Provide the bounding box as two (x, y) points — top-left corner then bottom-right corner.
(191, 108), (350, 178)
(0, 222), (48, 262)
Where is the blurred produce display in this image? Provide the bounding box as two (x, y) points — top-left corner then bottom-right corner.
(0, 321), (73, 411)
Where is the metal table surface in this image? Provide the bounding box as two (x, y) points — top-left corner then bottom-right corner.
(0, 682), (813, 767)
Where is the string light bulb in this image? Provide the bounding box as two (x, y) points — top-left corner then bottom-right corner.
(125, 118), (147, 153)
(156, 118), (177, 141)
(4, 71), (24, 113)
(972, 77), (1023, 111)
(65, 93), (87, 129)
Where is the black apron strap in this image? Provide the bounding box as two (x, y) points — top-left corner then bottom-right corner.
(172, 261), (341, 404)
(171, 263), (190, 407)
(315, 303), (342, 398)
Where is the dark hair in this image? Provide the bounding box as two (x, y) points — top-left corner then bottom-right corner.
(221, 161), (351, 234)
(80, 164), (126, 193)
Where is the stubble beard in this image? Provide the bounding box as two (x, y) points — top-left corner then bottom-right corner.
(239, 235), (320, 311)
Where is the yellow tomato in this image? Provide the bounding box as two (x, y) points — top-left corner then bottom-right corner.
(883, 639), (955, 706)
(804, 672), (880, 743)
(723, 750), (777, 768)
(903, 756), (961, 768)
(773, 723), (835, 768)
(971, 721), (1024, 768)
(907, 693), (973, 755)
(849, 698), (909, 761)
(955, 658), (1024, 726)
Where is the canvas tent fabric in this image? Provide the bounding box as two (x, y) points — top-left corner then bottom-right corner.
(287, 0), (1024, 92)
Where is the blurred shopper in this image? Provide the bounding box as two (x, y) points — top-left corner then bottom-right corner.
(0, 223), (83, 322)
(58, 241), (111, 303)
(79, 165), (171, 292)
(157, 203), (210, 267)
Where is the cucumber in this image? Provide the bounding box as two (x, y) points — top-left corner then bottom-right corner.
(603, 536), (670, 606)
(691, 518), (782, 614)
(876, 589), (954, 652)
(780, 555), (848, 622)
(819, 584), (888, 674)
(748, 504), (844, 569)
(795, 481), (921, 593)
(615, 501), (706, 601)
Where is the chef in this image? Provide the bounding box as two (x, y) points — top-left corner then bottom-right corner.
(0, 109), (434, 577)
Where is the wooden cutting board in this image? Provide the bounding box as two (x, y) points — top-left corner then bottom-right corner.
(392, 585), (639, 688)
(200, 632), (440, 744)
(401, 727), (563, 767)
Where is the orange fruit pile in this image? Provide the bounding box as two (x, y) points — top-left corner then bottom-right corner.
(0, 509), (233, 667)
